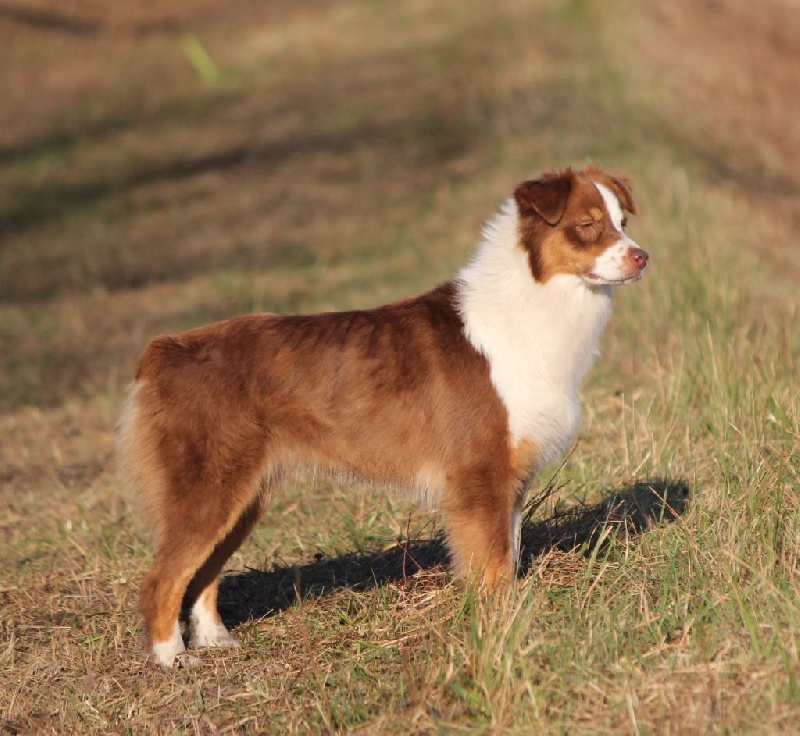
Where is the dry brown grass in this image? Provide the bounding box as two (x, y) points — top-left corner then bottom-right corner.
(2, 0), (799, 733)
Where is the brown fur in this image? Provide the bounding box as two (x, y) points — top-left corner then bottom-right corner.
(515, 167), (639, 283)
(121, 284), (524, 650)
(118, 165), (641, 657)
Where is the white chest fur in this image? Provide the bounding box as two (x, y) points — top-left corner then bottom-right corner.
(456, 201), (613, 469)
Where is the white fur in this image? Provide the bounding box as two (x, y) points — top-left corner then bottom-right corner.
(189, 598), (240, 649)
(152, 620), (185, 668)
(456, 199), (613, 469)
(511, 506), (522, 571)
(596, 183), (624, 229)
(588, 183), (644, 284)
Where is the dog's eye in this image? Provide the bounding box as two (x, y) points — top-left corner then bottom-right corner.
(621, 217), (628, 229)
(574, 220), (599, 243)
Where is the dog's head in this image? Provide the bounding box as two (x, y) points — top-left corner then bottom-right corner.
(513, 164), (648, 285)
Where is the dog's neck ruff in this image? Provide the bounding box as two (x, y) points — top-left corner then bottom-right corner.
(455, 200), (613, 464)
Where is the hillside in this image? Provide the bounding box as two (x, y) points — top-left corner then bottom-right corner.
(1, 1), (798, 732)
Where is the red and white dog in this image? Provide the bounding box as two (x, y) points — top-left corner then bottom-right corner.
(118, 164), (648, 667)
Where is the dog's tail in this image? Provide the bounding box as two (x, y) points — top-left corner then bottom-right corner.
(116, 379), (167, 544)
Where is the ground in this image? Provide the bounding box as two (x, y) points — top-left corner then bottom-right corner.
(1, 0), (799, 733)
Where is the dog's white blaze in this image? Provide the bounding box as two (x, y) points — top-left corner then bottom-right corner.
(590, 183), (642, 283)
(189, 598), (240, 649)
(596, 183), (624, 230)
(457, 200), (612, 468)
(152, 620), (185, 668)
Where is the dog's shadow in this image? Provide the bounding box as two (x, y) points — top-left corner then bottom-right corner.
(218, 477), (689, 628)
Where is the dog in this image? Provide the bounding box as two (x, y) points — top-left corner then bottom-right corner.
(117, 164), (648, 667)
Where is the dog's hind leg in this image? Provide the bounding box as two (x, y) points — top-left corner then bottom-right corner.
(183, 497), (264, 650)
(139, 541), (202, 668)
(138, 474), (265, 668)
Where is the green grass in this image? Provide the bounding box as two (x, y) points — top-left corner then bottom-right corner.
(1, 0), (799, 733)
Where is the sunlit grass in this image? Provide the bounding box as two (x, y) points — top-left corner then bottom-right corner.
(1, 0), (798, 733)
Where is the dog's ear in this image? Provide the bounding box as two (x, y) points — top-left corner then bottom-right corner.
(583, 163), (638, 215)
(514, 170), (573, 226)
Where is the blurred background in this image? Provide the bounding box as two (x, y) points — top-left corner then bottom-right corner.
(1, 0), (797, 411)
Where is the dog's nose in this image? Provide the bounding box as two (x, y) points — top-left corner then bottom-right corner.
(630, 247), (649, 268)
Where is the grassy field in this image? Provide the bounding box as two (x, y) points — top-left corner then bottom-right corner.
(2, 0), (799, 732)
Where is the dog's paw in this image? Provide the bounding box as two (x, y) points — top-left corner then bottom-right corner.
(151, 622), (186, 668)
(189, 623), (240, 650)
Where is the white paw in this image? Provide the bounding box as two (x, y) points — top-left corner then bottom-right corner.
(189, 598), (240, 649)
(189, 624), (240, 650)
(151, 621), (185, 668)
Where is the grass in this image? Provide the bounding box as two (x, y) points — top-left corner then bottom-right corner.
(1, 0), (799, 732)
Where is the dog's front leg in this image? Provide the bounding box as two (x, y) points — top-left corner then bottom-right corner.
(443, 470), (521, 590)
